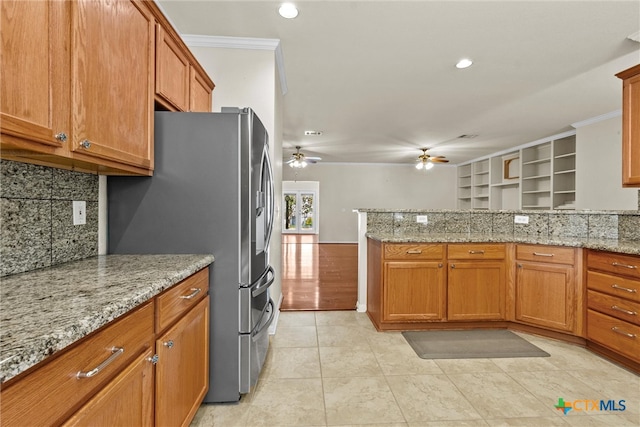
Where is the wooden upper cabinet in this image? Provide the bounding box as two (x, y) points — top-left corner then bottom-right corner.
(190, 66), (214, 112)
(153, 17), (214, 113)
(617, 64), (640, 187)
(0, 0), (70, 153)
(70, 0), (154, 171)
(155, 24), (190, 112)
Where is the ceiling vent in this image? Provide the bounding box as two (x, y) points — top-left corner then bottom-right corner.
(304, 130), (323, 136)
(457, 134), (478, 139)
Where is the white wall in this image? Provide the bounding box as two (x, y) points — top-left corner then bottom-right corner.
(283, 163), (457, 242)
(188, 45), (284, 312)
(575, 115), (638, 210)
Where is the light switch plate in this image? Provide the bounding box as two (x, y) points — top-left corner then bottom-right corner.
(73, 201), (86, 225)
(416, 215), (428, 224)
(514, 215), (529, 224)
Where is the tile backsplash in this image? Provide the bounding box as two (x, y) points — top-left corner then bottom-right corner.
(367, 209), (640, 241)
(1, 160), (98, 276)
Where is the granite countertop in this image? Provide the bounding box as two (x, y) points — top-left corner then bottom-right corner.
(0, 254), (215, 384)
(366, 232), (640, 255)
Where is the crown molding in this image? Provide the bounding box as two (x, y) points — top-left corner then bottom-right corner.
(571, 110), (621, 128)
(182, 35), (288, 96)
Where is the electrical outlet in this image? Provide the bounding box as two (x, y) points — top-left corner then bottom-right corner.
(416, 215), (428, 224)
(73, 201), (86, 225)
(514, 215), (529, 224)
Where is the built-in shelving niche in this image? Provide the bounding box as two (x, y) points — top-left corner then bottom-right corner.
(456, 133), (576, 210)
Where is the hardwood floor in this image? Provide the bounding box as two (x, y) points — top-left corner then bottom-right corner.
(280, 234), (358, 311)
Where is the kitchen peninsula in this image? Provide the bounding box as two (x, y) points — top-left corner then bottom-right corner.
(0, 254), (214, 426)
(357, 209), (640, 372)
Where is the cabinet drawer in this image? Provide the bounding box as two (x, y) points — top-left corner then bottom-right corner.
(383, 244), (444, 260)
(448, 243), (506, 260)
(1, 302), (154, 427)
(156, 268), (209, 332)
(587, 251), (640, 280)
(587, 309), (640, 362)
(587, 270), (640, 303)
(588, 290), (640, 326)
(516, 244), (575, 265)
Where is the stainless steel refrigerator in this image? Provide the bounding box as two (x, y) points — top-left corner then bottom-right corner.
(108, 108), (275, 403)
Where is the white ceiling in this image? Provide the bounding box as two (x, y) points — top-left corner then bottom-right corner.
(158, 0), (640, 165)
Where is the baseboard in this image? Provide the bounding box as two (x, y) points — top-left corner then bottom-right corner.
(269, 293), (284, 335)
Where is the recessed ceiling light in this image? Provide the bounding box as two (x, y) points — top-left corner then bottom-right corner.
(278, 3), (298, 19)
(455, 58), (473, 69)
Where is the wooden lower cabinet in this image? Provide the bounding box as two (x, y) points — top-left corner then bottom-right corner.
(448, 261), (506, 320)
(0, 302), (154, 427)
(447, 244), (507, 321)
(383, 261), (445, 321)
(515, 261), (575, 332)
(587, 250), (640, 368)
(156, 296), (210, 427)
(63, 349), (155, 427)
(0, 268), (211, 427)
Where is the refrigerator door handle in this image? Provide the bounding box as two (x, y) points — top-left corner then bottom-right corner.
(251, 265), (275, 297)
(251, 299), (275, 341)
(262, 147), (275, 250)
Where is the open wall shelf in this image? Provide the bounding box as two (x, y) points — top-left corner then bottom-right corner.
(457, 134), (576, 210)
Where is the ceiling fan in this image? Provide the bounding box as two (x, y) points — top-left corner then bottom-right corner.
(415, 148), (449, 170)
(287, 146), (322, 168)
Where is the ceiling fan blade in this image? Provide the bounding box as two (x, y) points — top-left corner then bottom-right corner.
(430, 158), (449, 163)
(305, 156), (322, 161)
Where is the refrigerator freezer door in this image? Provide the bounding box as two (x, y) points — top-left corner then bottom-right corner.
(239, 265), (274, 334)
(239, 298), (274, 393)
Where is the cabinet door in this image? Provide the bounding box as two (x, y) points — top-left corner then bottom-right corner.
(155, 24), (190, 112)
(618, 65), (640, 187)
(515, 262), (575, 332)
(156, 296), (210, 427)
(383, 261), (445, 321)
(62, 349), (154, 427)
(1, 0), (70, 152)
(448, 261), (506, 320)
(70, 0), (154, 170)
(189, 67), (213, 112)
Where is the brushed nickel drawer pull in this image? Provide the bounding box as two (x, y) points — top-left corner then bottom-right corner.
(406, 249), (422, 254)
(533, 252), (554, 257)
(611, 284), (638, 293)
(611, 327), (637, 339)
(611, 305), (637, 316)
(468, 250), (485, 254)
(77, 347), (124, 379)
(179, 287), (202, 299)
(612, 262), (638, 269)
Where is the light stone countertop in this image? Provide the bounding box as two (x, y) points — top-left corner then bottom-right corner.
(0, 254), (214, 384)
(365, 232), (640, 255)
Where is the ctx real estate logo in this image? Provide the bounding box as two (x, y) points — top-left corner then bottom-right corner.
(555, 397), (626, 415)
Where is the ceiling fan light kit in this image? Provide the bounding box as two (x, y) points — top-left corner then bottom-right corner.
(415, 148), (449, 171)
(287, 145), (321, 168)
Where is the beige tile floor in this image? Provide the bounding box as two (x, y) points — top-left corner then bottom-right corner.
(191, 311), (640, 427)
